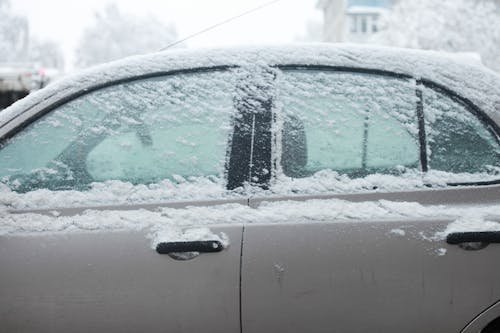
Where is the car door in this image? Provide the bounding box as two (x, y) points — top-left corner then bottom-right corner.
(0, 67), (254, 333)
(241, 67), (500, 333)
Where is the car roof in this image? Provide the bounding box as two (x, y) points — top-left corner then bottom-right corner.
(1, 43), (499, 136)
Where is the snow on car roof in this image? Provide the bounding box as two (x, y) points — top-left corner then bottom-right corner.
(1, 43), (499, 131)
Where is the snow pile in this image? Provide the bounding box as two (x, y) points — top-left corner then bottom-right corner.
(271, 170), (424, 194)
(1, 198), (498, 242)
(268, 169), (497, 196)
(1, 169), (497, 211)
(0, 177), (243, 210)
(440, 216), (500, 236)
(0, 209), (160, 235)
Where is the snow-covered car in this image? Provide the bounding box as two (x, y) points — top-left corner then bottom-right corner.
(0, 45), (499, 333)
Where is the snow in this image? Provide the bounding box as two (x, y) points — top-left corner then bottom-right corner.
(0, 178), (241, 210)
(0, 169), (497, 211)
(390, 228), (406, 236)
(439, 216), (500, 236)
(1, 197), (498, 245)
(269, 169), (498, 197)
(436, 248), (447, 256)
(2, 44), (500, 138)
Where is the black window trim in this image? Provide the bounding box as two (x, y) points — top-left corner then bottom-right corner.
(275, 64), (500, 187)
(415, 82), (428, 172)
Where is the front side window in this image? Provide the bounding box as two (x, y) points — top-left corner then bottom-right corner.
(277, 70), (420, 179)
(423, 85), (500, 177)
(0, 70), (237, 192)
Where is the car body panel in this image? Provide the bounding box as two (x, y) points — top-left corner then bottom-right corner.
(0, 225), (243, 333)
(243, 184), (500, 333)
(242, 217), (500, 333)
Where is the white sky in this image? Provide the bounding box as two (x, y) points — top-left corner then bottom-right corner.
(10, 0), (322, 68)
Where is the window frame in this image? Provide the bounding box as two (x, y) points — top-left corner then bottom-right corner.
(0, 65), (258, 191)
(272, 64), (500, 187)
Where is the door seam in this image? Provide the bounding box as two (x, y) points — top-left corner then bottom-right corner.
(239, 224), (245, 333)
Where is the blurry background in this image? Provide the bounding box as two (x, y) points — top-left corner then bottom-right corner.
(1, 0), (500, 108)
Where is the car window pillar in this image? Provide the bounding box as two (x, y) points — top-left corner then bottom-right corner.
(227, 68), (274, 190)
(415, 80), (429, 172)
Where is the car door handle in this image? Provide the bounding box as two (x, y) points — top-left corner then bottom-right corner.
(156, 240), (224, 254)
(446, 231), (500, 245)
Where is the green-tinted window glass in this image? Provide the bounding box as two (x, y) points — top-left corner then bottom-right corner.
(0, 70), (236, 192)
(423, 86), (500, 174)
(278, 70), (420, 178)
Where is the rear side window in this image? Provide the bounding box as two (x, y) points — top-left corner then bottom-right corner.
(277, 70), (420, 179)
(423, 85), (500, 175)
(0, 70), (237, 192)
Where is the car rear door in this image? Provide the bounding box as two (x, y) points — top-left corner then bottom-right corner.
(240, 67), (500, 333)
(242, 190), (500, 333)
(0, 67), (256, 333)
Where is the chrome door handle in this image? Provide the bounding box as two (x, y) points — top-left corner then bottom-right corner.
(156, 240), (224, 254)
(446, 231), (500, 245)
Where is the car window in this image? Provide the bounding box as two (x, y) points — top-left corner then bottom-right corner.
(423, 86), (500, 175)
(277, 69), (420, 179)
(0, 70), (237, 192)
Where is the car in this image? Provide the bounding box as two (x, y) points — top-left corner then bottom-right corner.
(0, 44), (499, 333)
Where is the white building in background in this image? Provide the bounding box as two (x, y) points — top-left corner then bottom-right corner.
(318, 0), (393, 43)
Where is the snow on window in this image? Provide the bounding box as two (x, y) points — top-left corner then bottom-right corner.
(423, 85), (500, 178)
(0, 70), (237, 192)
(276, 69), (419, 181)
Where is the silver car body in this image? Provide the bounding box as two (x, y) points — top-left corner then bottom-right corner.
(0, 45), (499, 333)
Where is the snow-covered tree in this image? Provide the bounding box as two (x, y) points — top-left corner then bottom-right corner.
(0, 0), (64, 69)
(372, 0), (500, 71)
(75, 3), (177, 68)
(0, 0), (29, 62)
(28, 39), (65, 69)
